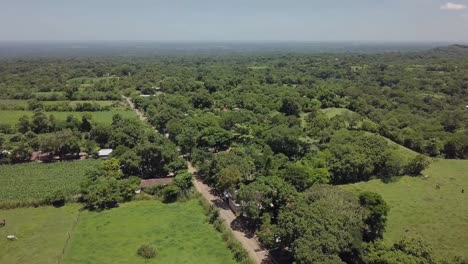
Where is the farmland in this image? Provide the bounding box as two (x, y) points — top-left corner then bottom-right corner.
(0, 200), (237, 264)
(0, 160), (101, 207)
(0, 204), (81, 264)
(62, 200), (237, 264)
(343, 159), (468, 259)
(0, 110), (136, 125)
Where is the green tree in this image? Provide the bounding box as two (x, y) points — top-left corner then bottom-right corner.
(81, 159), (139, 209)
(173, 172), (193, 191)
(31, 111), (50, 134)
(216, 166), (242, 191)
(405, 155), (431, 176)
(277, 185), (365, 263)
(17, 115), (31, 134)
(280, 97), (301, 117)
(359, 192), (389, 242)
(191, 89), (214, 109)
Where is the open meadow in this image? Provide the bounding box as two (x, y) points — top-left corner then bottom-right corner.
(0, 160), (101, 207)
(343, 159), (468, 259)
(0, 200), (237, 264)
(0, 204), (81, 264)
(62, 200), (237, 264)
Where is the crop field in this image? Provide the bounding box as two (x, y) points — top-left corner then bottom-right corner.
(62, 200), (236, 264)
(0, 204), (82, 264)
(343, 159), (468, 259)
(0, 110), (136, 125)
(0, 160), (101, 206)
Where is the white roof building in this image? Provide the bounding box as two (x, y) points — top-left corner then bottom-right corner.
(98, 149), (113, 158)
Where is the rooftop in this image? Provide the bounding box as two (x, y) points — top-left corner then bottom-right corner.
(98, 149), (113, 156)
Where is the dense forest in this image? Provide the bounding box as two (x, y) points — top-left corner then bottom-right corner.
(1, 45), (468, 263)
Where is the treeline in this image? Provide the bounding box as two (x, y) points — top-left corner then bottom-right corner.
(0, 100), (114, 112)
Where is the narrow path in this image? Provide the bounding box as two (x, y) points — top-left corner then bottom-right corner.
(124, 96), (270, 264)
(187, 162), (270, 264)
(123, 96), (147, 122)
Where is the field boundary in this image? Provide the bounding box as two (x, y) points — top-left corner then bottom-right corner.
(57, 209), (82, 264)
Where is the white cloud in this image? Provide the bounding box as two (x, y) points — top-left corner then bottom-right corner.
(441, 2), (467, 10)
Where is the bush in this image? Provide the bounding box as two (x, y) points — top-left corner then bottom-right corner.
(137, 244), (156, 259)
(163, 185), (180, 203)
(405, 155), (431, 176)
(174, 171), (193, 191)
(143, 185), (165, 196)
(45, 190), (66, 207)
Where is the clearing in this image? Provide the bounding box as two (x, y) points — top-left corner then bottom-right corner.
(343, 159), (468, 259)
(62, 200), (237, 264)
(1, 200), (237, 264)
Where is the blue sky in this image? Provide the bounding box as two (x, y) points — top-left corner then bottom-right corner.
(1, 0), (467, 42)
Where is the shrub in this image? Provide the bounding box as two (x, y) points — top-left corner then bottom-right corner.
(45, 190), (66, 207)
(137, 244), (156, 259)
(173, 171), (193, 191)
(163, 185), (180, 203)
(405, 155), (431, 176)
(143, 185), (165, 196)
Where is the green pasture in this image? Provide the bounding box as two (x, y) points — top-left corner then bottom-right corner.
(1, 200), (237, 264)
(62, 200), (236, 264)
(343, 159), (468, 259)
(0, 204), (81, 264)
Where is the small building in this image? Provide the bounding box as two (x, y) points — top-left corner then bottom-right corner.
(31, 151), (53, 162)
(223, 190), (241, 216)
(98, 149), (113, 159)
(79, 152), (88, 160)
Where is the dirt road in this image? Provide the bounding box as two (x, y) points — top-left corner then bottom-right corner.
(187, 162), (270, 264)
(123, 96), (147, 122)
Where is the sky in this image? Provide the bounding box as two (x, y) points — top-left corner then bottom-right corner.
(1, 0), (468, 42)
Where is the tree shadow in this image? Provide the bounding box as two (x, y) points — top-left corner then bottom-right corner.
(212, 198), (230, 210)
(267, 248), (293, 264)
(230, 216), (256, 239)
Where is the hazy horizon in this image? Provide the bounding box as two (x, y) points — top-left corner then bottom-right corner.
(1, 0), (468, 42)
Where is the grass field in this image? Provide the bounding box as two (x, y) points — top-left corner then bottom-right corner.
(0, 160), (100, 205)
(62, 200), (236, 264)
(321, 107), (357, 118)
(0, 110), (136, 125)
(343, 159), (468, 259)
(0, 204), (82, 264)
(0, 200), (237, 264)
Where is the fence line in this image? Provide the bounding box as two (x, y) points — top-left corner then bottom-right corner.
(57, 209), (82, 264)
